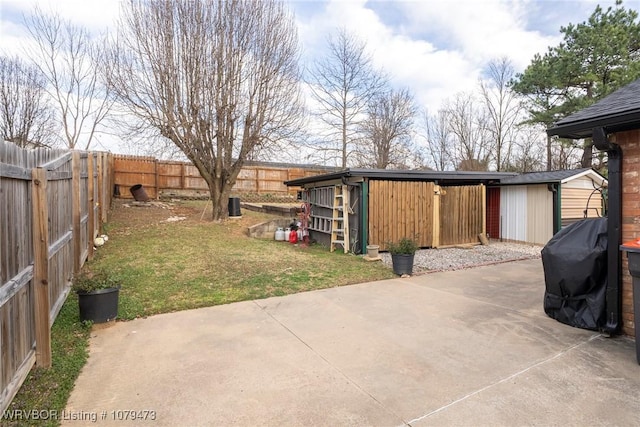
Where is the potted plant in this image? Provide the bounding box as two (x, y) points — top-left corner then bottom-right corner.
(388, 237), (419, 275)
(73, 270), (120, 323)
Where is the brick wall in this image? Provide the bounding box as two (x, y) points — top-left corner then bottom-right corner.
(615, 129), (639, 336)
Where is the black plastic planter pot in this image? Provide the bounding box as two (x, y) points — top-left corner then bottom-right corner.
(391, 254), (414, 275)
(77, 287), (120, 323)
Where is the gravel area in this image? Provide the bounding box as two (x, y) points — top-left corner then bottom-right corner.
(380, 242), (543, 273)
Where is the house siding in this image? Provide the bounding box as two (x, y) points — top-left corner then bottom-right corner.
(561, 176), (606, 225)
(614, 129), (638, 337)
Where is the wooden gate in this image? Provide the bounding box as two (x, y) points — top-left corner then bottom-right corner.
(439, 185), (486, 246)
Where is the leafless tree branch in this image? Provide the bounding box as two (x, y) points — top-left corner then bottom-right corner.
(0, 55), (58, 147)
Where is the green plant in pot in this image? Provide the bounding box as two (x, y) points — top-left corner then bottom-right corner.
(73, 270), (120, 323)
(388, 237), (419, 275)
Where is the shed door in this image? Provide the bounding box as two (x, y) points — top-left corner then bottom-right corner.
(486, 187), (500, 239)
(500, 187), (527, 242)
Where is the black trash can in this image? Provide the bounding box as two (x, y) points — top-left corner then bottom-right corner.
(130, 184), (149, 202)
(228, 197), (241, 217)
(619, 240), (640, 365)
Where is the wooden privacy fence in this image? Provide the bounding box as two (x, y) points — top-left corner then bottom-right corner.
(368, 181), (436, 250)
(368, 181), (485, 250)
(0, 140), (112, 414)
(113, 154), (335, 199)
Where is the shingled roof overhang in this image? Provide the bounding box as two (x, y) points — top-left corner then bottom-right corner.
(547, 111), (640, 139)
(547, 78), (640, 139)
(284, 168), (518, 186)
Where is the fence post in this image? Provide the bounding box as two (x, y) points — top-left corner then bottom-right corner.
(87, 153), (95, 261)
(432, 185), (441, 248)
(72, 152), (82, 273)
(154, 158), (159, 199)
(481, 184), (487, 238)
(32, 167), (52, 368)
(96, 152), (104, 226)
(255, 168), (261, 194)
(180, 162), (185, 190)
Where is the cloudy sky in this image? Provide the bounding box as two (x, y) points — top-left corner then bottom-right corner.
(0, 0), (627, 152)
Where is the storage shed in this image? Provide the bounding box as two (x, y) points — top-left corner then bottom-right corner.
(285, 169), (516, 254)
(487, 168), (607, 245)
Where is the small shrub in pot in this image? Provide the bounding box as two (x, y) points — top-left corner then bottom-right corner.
(387, 237), (419, 275)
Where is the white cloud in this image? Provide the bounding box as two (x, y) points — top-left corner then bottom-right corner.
(290, 0), (619, 114)
(1, 0), (119, 32)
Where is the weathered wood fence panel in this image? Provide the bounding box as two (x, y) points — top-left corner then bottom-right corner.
(113, 155), (335, 198)
(439, 185), (486, 246)
(368, 180), (435, 251)
(114, 155), (158, 199)
(368, 181), (485, 250)
(0, 140), (111, 414)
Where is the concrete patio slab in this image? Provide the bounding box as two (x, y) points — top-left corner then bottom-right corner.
(62, 259), (639, 426)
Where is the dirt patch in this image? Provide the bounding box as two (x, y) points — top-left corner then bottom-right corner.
(108, 198), (284, 236)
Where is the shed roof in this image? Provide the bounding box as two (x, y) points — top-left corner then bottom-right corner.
(500, 168), (607, 185)
(547, 78), (640, 139)
(284, 168), (518, 186)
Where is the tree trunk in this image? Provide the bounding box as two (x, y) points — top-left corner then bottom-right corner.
(581, 139), (593, 168)
(546, 135), (552, 171)
(208, 179), (231, 222)
(199, 166), (232, 222)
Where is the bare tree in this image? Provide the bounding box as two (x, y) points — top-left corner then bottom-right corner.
(0, 55), (57, 147)
(106, 0), (303, 220)
(24, 6), (112, 150)
(443, 92), (492, 171)
(506, 125), (546, 172)
(550, 138), (582, 170)
(357, 87), (417, 169)
(479, 57), (523, 171)
(421, 109), (453, 171)
(307, 28), (386, 168)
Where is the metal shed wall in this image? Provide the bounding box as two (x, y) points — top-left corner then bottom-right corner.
(526, 184), (554, 245)
(500, 186), (527, 242)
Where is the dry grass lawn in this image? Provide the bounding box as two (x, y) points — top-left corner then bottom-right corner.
(90, 199), (395, 319)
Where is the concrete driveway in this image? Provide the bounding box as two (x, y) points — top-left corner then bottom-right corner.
(63, 259), (640, 426)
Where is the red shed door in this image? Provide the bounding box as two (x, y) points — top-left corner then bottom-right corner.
(486, 187), (500, 240)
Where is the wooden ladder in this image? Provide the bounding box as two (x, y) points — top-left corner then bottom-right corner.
(330, 184), (349, 253)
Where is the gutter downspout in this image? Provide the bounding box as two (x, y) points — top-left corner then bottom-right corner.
(555, 183), (561, 234)
(593, 127), (622, 335)
(548, 183), (560, 234)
